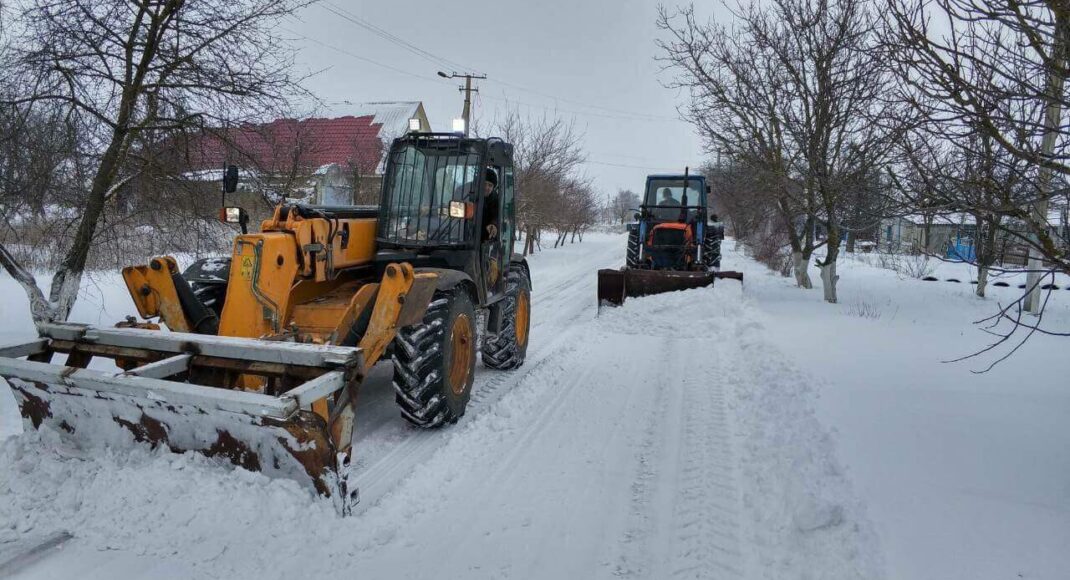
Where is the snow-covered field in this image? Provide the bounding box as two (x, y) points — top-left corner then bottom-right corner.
(1, 234), (1067, 579)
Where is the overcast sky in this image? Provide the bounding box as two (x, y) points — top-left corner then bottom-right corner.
(286, 0), (729, 198)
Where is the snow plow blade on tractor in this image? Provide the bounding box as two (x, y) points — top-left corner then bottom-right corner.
(598, 171), (742, 308)
(597, 268), (743, 307)
(0, 133), (532, 514)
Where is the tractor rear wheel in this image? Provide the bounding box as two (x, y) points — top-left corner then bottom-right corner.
(392, 289), (477, 428)
(626, 229), (641, 268)
(481, 269), (531, 370)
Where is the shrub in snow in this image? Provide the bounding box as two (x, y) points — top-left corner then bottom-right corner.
(897, 254), (936, 280)
(846, 300), (882, 320)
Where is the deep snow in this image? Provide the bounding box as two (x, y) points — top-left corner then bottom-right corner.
(740, 244), (1070, 580)
(1, 234), (881, 579)
(1, 233), (1066, 579)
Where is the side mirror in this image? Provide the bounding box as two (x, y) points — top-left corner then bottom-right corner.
(708, 213), (719, 224)
(223, 164), (239, 194)
(633, 212), (642, 221)
(706, 185), (711, 194)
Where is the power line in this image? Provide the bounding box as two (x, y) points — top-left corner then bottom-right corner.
(319, 2), (471, 73)
(486, 78), (679, 122)
(281, 26), (451, 85)
(308, 5), (680, 125)
(586, 159), (691, 171)
(480, 93), (681, 124)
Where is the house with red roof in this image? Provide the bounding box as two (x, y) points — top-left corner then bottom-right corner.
(187, 101), (430, 205)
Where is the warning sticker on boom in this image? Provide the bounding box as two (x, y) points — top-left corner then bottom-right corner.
(239, 256), (254, 281)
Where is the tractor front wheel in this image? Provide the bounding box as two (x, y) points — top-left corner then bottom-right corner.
(392, 289), (477, 428)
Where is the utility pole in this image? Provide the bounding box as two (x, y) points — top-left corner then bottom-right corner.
(438, 71), (486, 136)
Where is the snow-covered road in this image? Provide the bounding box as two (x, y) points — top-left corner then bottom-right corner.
(1, 234), (881, 579)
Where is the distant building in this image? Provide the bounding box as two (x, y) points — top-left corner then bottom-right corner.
(880, 204), (1069, 265)
(185, 101), (430, 206)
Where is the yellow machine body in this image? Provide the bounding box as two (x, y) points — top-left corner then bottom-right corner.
(2, 205), (438, 510)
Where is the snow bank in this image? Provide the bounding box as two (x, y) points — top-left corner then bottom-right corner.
(744, 246), (1070, 580)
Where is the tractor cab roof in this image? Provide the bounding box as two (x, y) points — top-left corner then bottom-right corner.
(393, 133), (514, 165)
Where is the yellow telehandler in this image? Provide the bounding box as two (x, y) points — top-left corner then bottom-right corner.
(0, 133), (531, 513)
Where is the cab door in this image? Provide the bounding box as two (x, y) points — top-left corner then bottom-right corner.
(480, 164), (508, 300)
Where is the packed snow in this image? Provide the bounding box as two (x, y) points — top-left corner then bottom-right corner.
(1, 233), (1067, 579)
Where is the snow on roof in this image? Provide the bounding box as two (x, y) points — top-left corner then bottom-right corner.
(892, 212), (975, 226)
(893, 205), (1069, 228)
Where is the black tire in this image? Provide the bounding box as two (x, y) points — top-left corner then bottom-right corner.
(702, 228), (723, 270)
(392, 289), (477, 428)
(626, 229), (641, 269)
(183, 257), (231, 317)
(482, 269), (531, 370)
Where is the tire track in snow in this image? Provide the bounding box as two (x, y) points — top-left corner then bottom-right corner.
(396, 320), (663, 578)
(608, 336), (745, 580)
(610, 338), (680, 578)
(667, 353), (744, 579)
(352, 237), (623, 511)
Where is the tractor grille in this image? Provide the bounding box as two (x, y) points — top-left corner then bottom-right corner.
(650, 227), (686, 247)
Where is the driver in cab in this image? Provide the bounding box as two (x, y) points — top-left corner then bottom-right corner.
(480, 168), (499, 240)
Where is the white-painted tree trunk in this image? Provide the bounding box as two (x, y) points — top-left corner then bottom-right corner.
(976, 265), (989, 298)
(819, 261), (839, 303)
(792, 252), (813, 289)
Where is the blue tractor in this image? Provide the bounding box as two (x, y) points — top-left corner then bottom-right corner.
(598, 170), (742, 306)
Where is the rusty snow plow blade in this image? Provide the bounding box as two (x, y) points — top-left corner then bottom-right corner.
(0, 323), (364, 512)
(597, 268), (744, 307)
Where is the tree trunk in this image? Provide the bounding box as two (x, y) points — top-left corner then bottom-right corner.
(820, 228), (841, 303)
(523, 226), (534, 256)
(976, 265), (989, 298)
(5, 120), (131, 325)
(846, 230), (856, 253)
(819, 260), (839, 303)
(792, 251), (813, 289)
(975, 216), (1000, 298)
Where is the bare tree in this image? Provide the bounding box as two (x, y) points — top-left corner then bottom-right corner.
(610, 189), (641, 224)
(659, 4), (816, 288)
(883, 0), (1070, 367)
(346, 135), (385, 205)
(884, 0), (1070, 285)
(495, 110), (587, 255)
(0, 0), (311, 325)
(705, 158), (796, 275)
(660, 0), (900, 302)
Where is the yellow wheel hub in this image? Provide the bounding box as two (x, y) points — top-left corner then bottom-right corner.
(448, 314), (473, 395)
(515, 291), (530, 348)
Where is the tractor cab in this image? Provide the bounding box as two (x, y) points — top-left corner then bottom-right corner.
(376, 133), (518, 304)
(643, 175), (707, 223)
